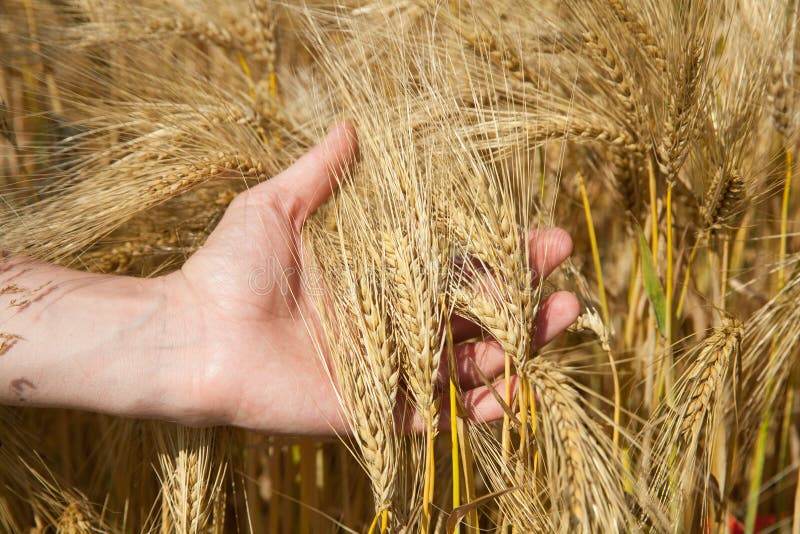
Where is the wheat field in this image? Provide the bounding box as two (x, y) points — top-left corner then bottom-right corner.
(1, 0), (799, 532)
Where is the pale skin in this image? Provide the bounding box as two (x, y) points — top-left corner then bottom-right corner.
(0, 122), (579, 436)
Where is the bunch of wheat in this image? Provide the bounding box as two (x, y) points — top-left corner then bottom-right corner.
(2, 0), (800, 532)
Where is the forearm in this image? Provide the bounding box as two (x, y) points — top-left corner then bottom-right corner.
(0, 254), (198, 420)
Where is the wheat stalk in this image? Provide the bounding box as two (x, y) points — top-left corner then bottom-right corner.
(524, 358), (636, 530)
(156, 427), (225, 534)
(648, 318), (744, 527)
(700, 168), (747, 233)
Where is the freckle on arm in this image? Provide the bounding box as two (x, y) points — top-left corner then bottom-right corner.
(9, 377), (35, 402)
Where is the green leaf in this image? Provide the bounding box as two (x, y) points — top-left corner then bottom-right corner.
(637, 227), (667, 336)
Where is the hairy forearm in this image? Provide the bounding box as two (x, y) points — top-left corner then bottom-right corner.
(0, 254), (198, 420)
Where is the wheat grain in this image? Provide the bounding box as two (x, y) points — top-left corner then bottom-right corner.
(647, 318), (744, 527)
(603, 0), (665, 70)
(656, 43), (705, 183)
(700, 168), (746, 232)
(768, 57), (791, 137)
(0, 98), (17, 149)
(55, 501), (91, 534)
(245, 0), (278, 75)
(157, 427), (225, 534)
(525, 359), (634, 530)
(582, 30), (638, 122)
(305, 214), (403, 522)
(383, 231), (443, 427)
(680, 319), (744, 442)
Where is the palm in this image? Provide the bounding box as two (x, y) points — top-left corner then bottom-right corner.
(178, 191), (341, 434)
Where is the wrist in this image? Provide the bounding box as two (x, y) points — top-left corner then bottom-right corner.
(72, 273), (193, 421)
(152, 271), (235, 427)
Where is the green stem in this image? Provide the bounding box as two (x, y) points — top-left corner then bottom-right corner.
(745, 407), (772, 534)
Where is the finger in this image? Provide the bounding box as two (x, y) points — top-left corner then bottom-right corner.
(400, 376), (518, 433)
(528, 227), (573, 281)
(452, 227), (572, 343)
(438, 339), (505, 390)
(436, 376), (519, 431)
(462, 376), (518, 424)
(270, 121), (359, 224)
(445, 291), (578, 390)
(533, 290), (580, 348)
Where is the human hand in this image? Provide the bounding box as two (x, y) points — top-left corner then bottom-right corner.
(166, 122), (580, 435)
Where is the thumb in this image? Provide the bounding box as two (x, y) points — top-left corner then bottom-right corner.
(270, 121), (358, 225)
